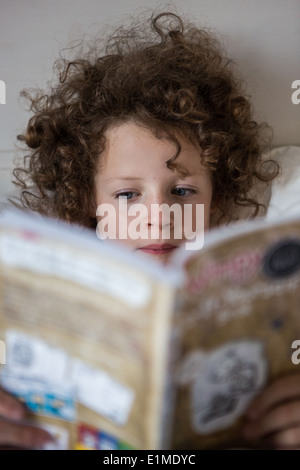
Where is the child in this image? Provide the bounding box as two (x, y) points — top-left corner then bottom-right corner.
(2, 10), (300, 450)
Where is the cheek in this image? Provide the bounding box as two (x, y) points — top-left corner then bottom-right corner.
(96, 204), (143, 249)
(115, 210), (142, 240)
(204, 203), (212, 230)
(180, 200), (211, 236)
(96, 210), (117, 239)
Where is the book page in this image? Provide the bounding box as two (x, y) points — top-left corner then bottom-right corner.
(0, 209), (178, 450)
(171, 216), (300, 449)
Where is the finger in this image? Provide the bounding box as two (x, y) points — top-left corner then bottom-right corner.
(0, 418), (54, 449)
(246, 374), (300, 420)
(266, 425), (300, 449)
(243, 400), (300, 441)
(0, 389), (26, 420)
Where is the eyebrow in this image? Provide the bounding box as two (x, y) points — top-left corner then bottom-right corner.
(104, 176), (144, 183)
(104, 171), (205, 184)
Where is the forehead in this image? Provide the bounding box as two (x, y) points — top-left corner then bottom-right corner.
(100, 122), (204, 173)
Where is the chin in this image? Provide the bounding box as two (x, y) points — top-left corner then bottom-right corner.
(136, 250), (174, 264)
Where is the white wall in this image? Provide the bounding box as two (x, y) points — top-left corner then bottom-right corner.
(0, 0), (299, 203)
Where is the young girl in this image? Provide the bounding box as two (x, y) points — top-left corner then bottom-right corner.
(2, 11), (300, 450)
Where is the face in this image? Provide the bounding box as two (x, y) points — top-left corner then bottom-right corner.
(94, 122), (213, 263)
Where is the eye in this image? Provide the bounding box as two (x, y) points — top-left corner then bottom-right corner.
(172, 187), (196, 197)
(114, 191), (140, 200)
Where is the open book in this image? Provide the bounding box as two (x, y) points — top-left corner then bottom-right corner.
(0, 207), (300, 450)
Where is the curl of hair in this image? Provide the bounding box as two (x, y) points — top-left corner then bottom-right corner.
(13, 11), (279, 227)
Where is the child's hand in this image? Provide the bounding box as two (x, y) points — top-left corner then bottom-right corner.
(242, 374), (300, 449)
(0, 387), (53, 449)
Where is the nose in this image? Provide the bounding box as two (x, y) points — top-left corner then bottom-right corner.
(145, 196), (174, 230)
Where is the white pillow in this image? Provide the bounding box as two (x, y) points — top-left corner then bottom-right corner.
(265, 146), (300, 220)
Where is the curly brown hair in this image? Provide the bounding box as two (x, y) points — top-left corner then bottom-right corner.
(12, 11), (278, 229)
